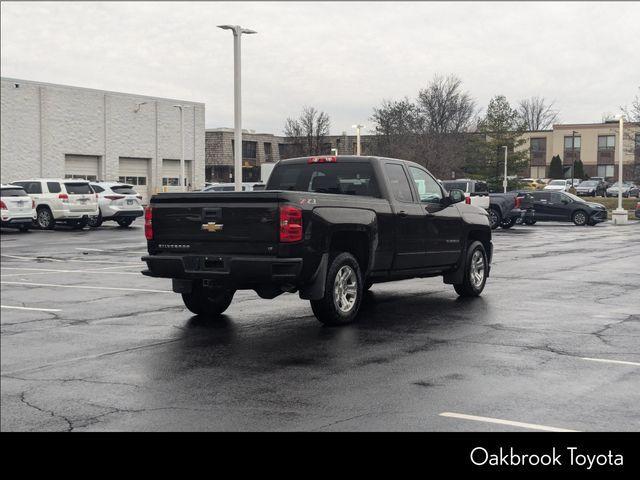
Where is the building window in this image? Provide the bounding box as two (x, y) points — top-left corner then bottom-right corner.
(118, 176), (146, 186)
(530, 166), (546, 179)
(597, 165), (614, 178)
(598, 135), (615, 150)
(231, 140), (257, 159)
(65, 174), (97, 182)
(531, 138), (546, 152)
(162, 177), (180, 186)
(564, 136), (581, 150)
(264, 142), (273, 161)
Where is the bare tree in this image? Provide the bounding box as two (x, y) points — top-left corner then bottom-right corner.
(620, 87), (640, 122)
(283, 106), (331, 156)
(517, 96), (559, 130)
(417, 75), (476, 134)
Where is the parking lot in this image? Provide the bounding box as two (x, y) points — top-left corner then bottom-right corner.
(1, 220), (639, 432)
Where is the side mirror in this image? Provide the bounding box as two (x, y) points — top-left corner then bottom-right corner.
(449, 189), (466, 204)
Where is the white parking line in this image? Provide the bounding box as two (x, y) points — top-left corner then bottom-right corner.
(1, 281), (171, 294)
(439, 412), (578, 432)
(1, 267), (140, 276)
(1, 305), (61, 312)
(581, 357), (640, 367)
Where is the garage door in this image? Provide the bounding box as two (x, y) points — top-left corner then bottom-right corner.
(162, 159), (193, 192)
(65, 155), (100, 181)
(118, 157), (150, 204)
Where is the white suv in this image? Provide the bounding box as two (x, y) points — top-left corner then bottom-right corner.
(1, 184), (36, 232)
(89, 182), (144, 228)
(12, 179), (99, 230)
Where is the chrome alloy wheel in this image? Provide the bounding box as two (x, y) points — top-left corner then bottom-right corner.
(333, 265), (357, 313)
(469, 249), (485, 289)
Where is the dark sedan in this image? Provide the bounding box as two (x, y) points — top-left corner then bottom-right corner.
(575, 179), (606, 197)
(526, 191), (607, 226)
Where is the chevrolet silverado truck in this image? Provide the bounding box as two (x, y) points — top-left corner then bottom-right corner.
(142, 156), (493, 326)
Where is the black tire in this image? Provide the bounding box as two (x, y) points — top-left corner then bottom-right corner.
(572, 210), (588, 226)
(488, 208), (501, 230)
(116, 218), (134, 228)
(310, 252), (363, 326)
(36, 207), (55, 230)
(71, 218), (88, 230)
(88, 212), (103, 228)
(181, 281), (235, 318)
(453, 241), (488, 297)
(500, 217), (517, 229)
(524, 218), (537, 225)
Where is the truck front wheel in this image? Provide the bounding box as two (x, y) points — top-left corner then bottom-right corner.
(311, 252), (363, 326)
(453, 241), (488, 297)
(182, 281), (235, 318)
(488, 208), (501, 230)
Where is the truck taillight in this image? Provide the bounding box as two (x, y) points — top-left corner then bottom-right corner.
(279, 205), (303, 243)
(465, 196), (471, 204)
(58, 193), (69, 202)
(515, 196), (522, 209)
(104, 195), (125, 201)
(0, 200), (6, 210)
(307, 156), (337, 164)
(144, 206), (153, 240)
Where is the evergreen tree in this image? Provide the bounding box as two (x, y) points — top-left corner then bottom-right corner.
(573, 159), (585, 180)
(549, 155), (564, 179)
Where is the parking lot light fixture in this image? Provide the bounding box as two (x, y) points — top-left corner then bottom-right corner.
(502, 146), (508, 193)
(352, 124), (364, 156)
(612, 115), (628, 225)
(173, 105), (185, 192)
(218, 25), (257, 191)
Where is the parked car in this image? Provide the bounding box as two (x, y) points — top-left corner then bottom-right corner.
(606, 181), (637, 198)
(629, 184), (640, 198)
(201, 182), (265, 192)
(142, 155), (493, 325)
(576, 179), (606, 197)
(88, 182), (144, 228)
(1, 184), (36, 232)
(526, 191), (607, 226)
(11, 179), (98, 230)
(441, 179), (490, 210)
(518, 178), (546, 190)
(544, 179), (572, 192)
(635, 201), (640, 219)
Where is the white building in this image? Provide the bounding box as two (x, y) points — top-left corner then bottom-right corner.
(1, 77), (205, 202)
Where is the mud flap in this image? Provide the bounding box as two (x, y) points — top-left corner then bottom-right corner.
(299, 253), (328, 300)
(172, 278), (193, 294)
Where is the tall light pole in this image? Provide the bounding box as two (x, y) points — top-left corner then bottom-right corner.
(352, 124), (364, 156)
(612, 115), (628, 225)
(571, 130), (578, 188)
(502, 145), (508, 193)
(173, 105), (185, 191)
(218, 24), (257, 191)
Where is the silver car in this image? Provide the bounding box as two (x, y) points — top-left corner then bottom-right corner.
(606, 181), (636, 198)
(89, 182), (144, 228)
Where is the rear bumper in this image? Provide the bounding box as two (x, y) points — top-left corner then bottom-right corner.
(141, 254), (304, 286)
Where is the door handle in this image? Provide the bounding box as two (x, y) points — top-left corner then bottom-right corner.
(398, 211), (408, 218)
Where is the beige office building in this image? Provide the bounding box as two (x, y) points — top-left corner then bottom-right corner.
(519, 121), (640, 181)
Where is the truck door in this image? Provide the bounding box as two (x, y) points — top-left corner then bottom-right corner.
(408, 166), (462, 267)
(384, 163), (428, 270)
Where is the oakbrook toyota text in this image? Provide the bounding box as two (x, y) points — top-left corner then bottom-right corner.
(470, 447), (624, 469)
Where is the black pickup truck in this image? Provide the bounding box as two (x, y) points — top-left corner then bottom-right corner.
(142, 156), (493, 325)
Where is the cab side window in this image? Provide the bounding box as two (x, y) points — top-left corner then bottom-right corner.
(385, 164), (414, 203)
(408, 166), (443, 204)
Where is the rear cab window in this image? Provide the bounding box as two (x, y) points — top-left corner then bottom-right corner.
(64, 182), (92, 194)
(267, 162), (380, 198)
(384, 164), (414, 202)
(1, 187), (28, 197)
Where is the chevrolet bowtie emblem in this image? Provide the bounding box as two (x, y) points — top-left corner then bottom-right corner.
(201, 222), (223, 232)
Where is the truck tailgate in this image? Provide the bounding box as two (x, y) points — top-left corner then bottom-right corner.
(150, 192), (281, 254)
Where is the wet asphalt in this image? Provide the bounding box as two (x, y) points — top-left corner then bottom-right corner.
(1, 219), (639, 431)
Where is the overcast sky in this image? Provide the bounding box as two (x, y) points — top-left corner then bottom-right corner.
(2, 1), (639, 134)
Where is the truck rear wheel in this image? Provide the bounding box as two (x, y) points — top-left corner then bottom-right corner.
(310, 252), (363, 326)
(453, 241), (488, 297)
(488, 208), (501, 230)
(182, 281), (235, 318)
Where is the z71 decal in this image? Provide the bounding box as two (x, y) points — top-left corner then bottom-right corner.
(300, 198), (317, 205)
